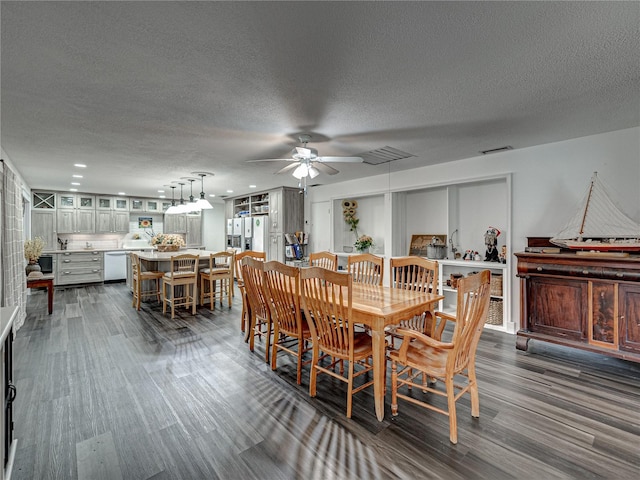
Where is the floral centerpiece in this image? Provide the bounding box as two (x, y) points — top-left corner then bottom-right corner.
(151, 233), (185, 252)
(354, 235), (373, 253)
(24, 237), (46, 275)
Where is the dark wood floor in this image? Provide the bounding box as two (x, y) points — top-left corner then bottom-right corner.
(14, 283), (640, 479)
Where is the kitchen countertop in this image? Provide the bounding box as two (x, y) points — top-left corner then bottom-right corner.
(42, 247), (153, 254)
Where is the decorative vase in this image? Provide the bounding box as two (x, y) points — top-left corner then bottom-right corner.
(357, 247), (370, 254)
(26, 260), (41, 276)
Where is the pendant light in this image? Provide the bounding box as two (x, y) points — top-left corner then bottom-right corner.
(185, 178), (200, 212)
(165, 186), (180, 214)
(175, 182), (188, 213)
(192, 172), (214, 209)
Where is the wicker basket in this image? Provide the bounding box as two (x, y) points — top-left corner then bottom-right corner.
(156, 244), (181, 252)
(486, 299), (503, 325)
(490, 273), (503, 296)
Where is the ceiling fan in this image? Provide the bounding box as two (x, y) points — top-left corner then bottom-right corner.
(248, 134), (363, 178)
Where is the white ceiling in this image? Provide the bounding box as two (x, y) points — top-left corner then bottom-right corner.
(2, 1), (639, 201)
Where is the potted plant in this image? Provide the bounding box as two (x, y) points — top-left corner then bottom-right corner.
(354, 235), (373, 253)
(24, 237), (46, 276)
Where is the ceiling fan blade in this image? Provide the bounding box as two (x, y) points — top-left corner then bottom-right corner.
(317, 156), (363, 163)
(274, 163), (300, 174)
(313, 162), (340, 175)
(246, 158), (297, 163)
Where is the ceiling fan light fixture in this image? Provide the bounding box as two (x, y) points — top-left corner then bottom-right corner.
(308, 166), (320, 178)
(292, 163), (309, 179)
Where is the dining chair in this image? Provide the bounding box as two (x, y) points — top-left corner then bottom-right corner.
(130, 252), (164, 311)
(263, 260), (312, 384)
(309, 251), (338, 270)
(389, 270), (491, 444)
(200, 251), (235, 308)
(241, 256), (272, 362)
(162, 253), (199, 319)
(387, 256), (439, 347)
(300, 266), (375, 418)
(235, 250), (266, 334)
(347, 252), (384, 286)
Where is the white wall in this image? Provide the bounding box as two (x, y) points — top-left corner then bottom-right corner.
(201, 202), (227, 251)
(306, 127), (640, 331)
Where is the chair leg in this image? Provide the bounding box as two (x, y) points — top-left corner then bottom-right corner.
(469, 365), (480, 418)
(391, 360), (398, 416)
(446, 375), (458, 444)
(227, 279), (232, 308)
(309, 346), (318, 398)
(296, 338), (303, 385)
(162, 282), (167, 315)
(271, 326), (279, 372)
(346, 359), (354, 418)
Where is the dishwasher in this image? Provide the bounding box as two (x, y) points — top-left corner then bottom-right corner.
(104, 251), (129, 281)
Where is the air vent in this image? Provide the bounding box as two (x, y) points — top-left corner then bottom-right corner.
(480, 146), (513, 155)
(358, 146), (416, 165)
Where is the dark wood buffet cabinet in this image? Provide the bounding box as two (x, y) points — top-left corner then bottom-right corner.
(515, 252), (640, 362)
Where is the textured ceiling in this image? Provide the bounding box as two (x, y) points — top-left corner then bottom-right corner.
(2, 1), (639, 200)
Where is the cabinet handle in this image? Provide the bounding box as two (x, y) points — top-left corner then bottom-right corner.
(615, 272), (624, 278)
(582, 270), (589, 275)
(8, 383), (16, 403)
(92, 269), (99, 273)
(536, 266), (543, 271)
(64, 259), (71, 263)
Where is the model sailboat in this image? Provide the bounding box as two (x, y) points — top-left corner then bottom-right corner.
(550, 172), (640, 252)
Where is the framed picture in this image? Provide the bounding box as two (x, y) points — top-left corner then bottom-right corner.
(409, 234), (446, 256)
(138, 217), (153, 229)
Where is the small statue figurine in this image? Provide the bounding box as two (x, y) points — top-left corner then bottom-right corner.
(484, 226), (501, 262)
(499, 245), (507, 264)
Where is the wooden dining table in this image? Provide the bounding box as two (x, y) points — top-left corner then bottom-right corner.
(349, 283), (443, 421)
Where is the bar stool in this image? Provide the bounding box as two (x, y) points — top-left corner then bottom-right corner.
(130, 253), (164, 311)
(162, 254), (198, 319)
(200, 251), (235, 308)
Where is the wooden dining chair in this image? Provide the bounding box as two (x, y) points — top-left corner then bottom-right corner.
(263, 260), (312, 384)
(387, 256), (439, 347)
(162, 253), (199, 319)
(347, 253), (384, 286)
(390, 270), (491, 444)
(130, 252), (164, 311)
(241, 256), (272, 362)
(309, 251), (338, 270)
(300, 266), (375, 418)
(200, 251), (235, 308)
(235, 250), (266, 334)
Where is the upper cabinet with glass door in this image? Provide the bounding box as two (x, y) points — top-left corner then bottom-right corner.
(130, 198), (145, 212)
(145, 199), (161, 213)
(57, 193), (95, 210)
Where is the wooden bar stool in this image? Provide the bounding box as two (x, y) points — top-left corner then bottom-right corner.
(162, 254), (198, 319)
(200, 251), (235, 308)
(130, 253), (164, 311)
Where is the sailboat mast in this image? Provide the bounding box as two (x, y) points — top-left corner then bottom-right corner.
(578, 172), (596, 239)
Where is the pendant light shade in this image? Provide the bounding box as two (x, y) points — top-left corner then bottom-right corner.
(185, 179), (200, 212)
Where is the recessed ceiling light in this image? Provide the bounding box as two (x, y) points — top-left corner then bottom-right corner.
(74, 163), (87, 168)
(226, 190), (233, 193)
(208, 194), (216, 197)
(158, 189), (165, 193)
(72, 174), (83, 178)
(159, 195), (166, 199)
(71, 182), (80, 186)
(118, 192), (126, 195)
(69, 188), (78, 192)
(249, 185), (257, 188)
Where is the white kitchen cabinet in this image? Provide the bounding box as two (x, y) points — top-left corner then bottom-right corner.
(186, 214), (202, 247)
(164, 213), (187, 234)
(96, 210), (130, 233)
(57, 208), (95, 234)
(130, 198), (145, 212)
(57, 193), (95, 210)
(31, 210), (57, 249)
(57, 251), (104, 285)
(145, 199), (160, 213)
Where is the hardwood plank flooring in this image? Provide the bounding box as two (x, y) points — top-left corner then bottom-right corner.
(14, 284), (640, 479)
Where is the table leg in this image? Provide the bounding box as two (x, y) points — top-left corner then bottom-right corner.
(371, 322), (386, 421)
(47, 281), (53, 314)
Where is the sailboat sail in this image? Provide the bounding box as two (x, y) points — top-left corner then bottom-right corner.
(551, 173), (640, 251)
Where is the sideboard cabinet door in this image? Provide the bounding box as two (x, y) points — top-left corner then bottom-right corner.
(619, 284), (640, 354)
(528, 276), (588, 340)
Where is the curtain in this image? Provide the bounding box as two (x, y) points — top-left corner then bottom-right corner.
(1, 161), (27, 330)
